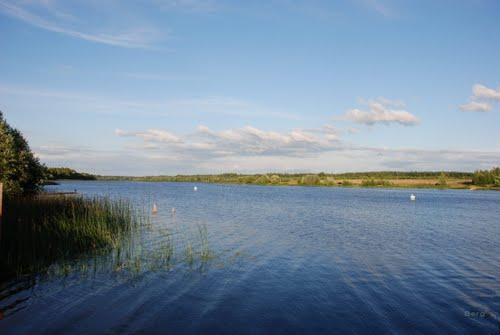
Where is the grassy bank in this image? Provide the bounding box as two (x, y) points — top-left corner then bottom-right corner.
(93, 171), (498, 190)
(0, 195), (139, 275)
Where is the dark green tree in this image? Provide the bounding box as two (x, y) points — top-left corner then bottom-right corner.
(0, 111), (45, 195)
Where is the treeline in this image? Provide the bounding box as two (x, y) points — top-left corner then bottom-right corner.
(320, 171), (473, 179)
(96, 171), (474, 183)
(95, 170), (474, 188)
(472, 167), (500, 186)
(46, 167), (96, 180)
(48, 167), (500, 189)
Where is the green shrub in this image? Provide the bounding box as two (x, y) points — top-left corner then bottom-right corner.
(0, 111), (45, 196)
(437, 172), (447, 187)
(361, 178), (377, 187)
(472, 167), (500, 186)
(300, 174), (320, 185)
(361, 178), (391, 187)
(255, 174), (270, 184)
(269, 174), (281, 184)
(341, 180), (353, 186)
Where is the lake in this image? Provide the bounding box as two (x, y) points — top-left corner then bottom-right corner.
(1, 181), (499, 334)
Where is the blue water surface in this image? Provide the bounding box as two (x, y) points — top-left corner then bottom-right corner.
(1, 181), (499, 334)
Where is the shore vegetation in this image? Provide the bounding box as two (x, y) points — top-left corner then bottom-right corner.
(0, 195), (138, 275)
(93, 170), (499, 190)
(0, 111), (141, 277)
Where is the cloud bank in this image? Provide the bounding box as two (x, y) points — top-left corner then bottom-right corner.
(115, 125), (341, 158)
(36, 140), (500, 176)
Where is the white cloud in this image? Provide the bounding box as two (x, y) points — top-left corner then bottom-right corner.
(0, 1), (164, 49)
(460, 83), (500, 113)
(116, 125), (340, 159)
(459, 101), (491, 112)
(472, 84), (500, 101)
(343, 98), (419, 126)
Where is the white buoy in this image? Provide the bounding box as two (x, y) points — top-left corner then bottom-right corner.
(171, 207), (176, 213)
(152, 203), (158, 213)
(194, 186), (198, 191)
(410, 194), (416, 201)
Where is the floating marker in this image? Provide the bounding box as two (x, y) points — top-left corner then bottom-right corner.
(171, 207), (176, 214)
(194, 186), (198, 191)
(410, 194), (416, 201)
(152, 203), (158, 213)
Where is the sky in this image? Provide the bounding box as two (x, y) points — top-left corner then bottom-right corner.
(1, 0), (499, 175)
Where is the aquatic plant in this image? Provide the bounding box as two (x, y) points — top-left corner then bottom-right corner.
(198, 224), (211, 261)
(185, 243), (194, 265)
(0, 195), (140, 275)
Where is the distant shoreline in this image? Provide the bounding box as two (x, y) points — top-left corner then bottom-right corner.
(47, 171), (500, 191)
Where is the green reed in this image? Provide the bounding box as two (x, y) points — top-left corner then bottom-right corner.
(197, 224), (212, 261)
(0, 195), (140, 275)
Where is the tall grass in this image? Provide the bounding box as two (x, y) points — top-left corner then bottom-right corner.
(0, 195), (139, 275)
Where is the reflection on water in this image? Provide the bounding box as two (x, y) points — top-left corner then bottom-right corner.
(0, 218), (218, 319)
(1, 181), (499, 334)
(0, 201), (219, 321)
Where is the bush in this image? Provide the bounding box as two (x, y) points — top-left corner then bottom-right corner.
(361, 178), (391, 187)
(341, 180), (353, 186)
(300, 175), (320, 185)
(472, 167), (500, 186)
(0, 111), (45, 196)
(323, 177), (336, 186)
(255, 174), (270, 184)
(238, 176), (255, 184)
(437, 172), (447, 187)
(269, 175), (281, 184)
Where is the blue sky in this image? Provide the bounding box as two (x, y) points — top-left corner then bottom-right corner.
(1, 0), (499, 175)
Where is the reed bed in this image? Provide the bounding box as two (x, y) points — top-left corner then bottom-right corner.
(0, 195), (139, 275)
(0, 194), (215, 280)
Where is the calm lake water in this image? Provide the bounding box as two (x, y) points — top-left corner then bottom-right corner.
(1, 181), (499, 334)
